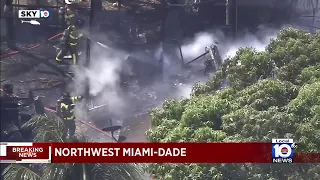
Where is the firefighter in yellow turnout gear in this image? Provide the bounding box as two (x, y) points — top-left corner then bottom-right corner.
(64, 7), (75, 27)
(56, 24), (83, 67)
(56, 92), (83, 136)
(59, 5), (76, 28)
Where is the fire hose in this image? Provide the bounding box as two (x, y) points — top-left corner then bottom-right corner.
(1, 33), (110, 61)
(0, 33), (63, 59)
(43, 107), (113, 138)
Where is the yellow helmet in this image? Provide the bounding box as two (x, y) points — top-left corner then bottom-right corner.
(69, 25), (76, 31)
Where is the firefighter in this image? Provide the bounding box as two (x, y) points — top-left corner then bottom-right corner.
(59, 4), (77, 28)
(56, 19), (84, 67)
(58, 6), (67, 28)
(65, 6), (74, 26)
(203, 45), (216, 75)
(56, 92), (83, 136)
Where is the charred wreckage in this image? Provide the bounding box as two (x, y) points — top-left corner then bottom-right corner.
(2, 0), (289, 142)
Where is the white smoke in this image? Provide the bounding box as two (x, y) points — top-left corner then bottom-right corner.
(223, 27), (279, 57)
(174, 27), (279, 98)
(180, 32), (220, 60)
(64, 3), (319, 142)
(181, 27), (278, 60)
(87, 56), (121, 94)
(73, 26), (280, 111)
(73, 43), (129, 117)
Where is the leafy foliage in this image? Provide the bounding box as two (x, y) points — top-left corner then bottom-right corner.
(146, 28), (320, 179)
(2, 114), (143, 180)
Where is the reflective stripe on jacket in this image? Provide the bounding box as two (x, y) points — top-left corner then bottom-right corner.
(69, 29), (83, 46)
(71, 96), (82, 103)
(58, 96), (82, 120)
(60, 102), (75, 120)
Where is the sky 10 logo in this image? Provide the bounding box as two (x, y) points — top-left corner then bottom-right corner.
(18, 10), (50, 19)
(272, 139), (297, 163)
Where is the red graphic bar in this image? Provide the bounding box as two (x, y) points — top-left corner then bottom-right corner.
(50, 143), (271, 163)
(1, 143), (319, 163)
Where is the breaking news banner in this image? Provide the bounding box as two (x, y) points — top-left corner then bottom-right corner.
(0, 142), (319, 163)
(0, 142), (51, 163)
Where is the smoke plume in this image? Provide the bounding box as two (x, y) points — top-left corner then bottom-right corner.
(72, 23), (309, 126)
(73, 41), (130, 119)
(174, 26), (279, 98)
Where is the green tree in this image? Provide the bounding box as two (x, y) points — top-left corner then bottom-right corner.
(146, 28), (320, 179)
(2, 114), (143, 180)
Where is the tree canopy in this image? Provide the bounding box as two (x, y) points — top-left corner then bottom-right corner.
(145, 28), (320, 180)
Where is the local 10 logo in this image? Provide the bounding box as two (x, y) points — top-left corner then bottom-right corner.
(272, 139), (297, 163)
(40, 10), (50, 18)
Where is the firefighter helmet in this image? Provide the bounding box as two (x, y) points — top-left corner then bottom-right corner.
(62, 92), (71, 99)
(69, 25), (76, 31)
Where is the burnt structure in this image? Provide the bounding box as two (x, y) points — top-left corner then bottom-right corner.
(0, 84), (37, 142)
(163, 0), (299, 40)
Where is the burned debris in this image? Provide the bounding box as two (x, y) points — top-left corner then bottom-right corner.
(1, 0), (310, 143)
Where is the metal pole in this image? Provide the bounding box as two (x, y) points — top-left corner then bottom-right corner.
(171, 39), (184, 66)
(84, 41), (90, 100)
(84, 0), (94, 100)
(226, 0), (229, 25)
(231, 0), (237, 38)
(4, 0), (14, 47)
(235, 0), (237, 33)
(160, 0), (168, 42)
(186, 51), (209, 65)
